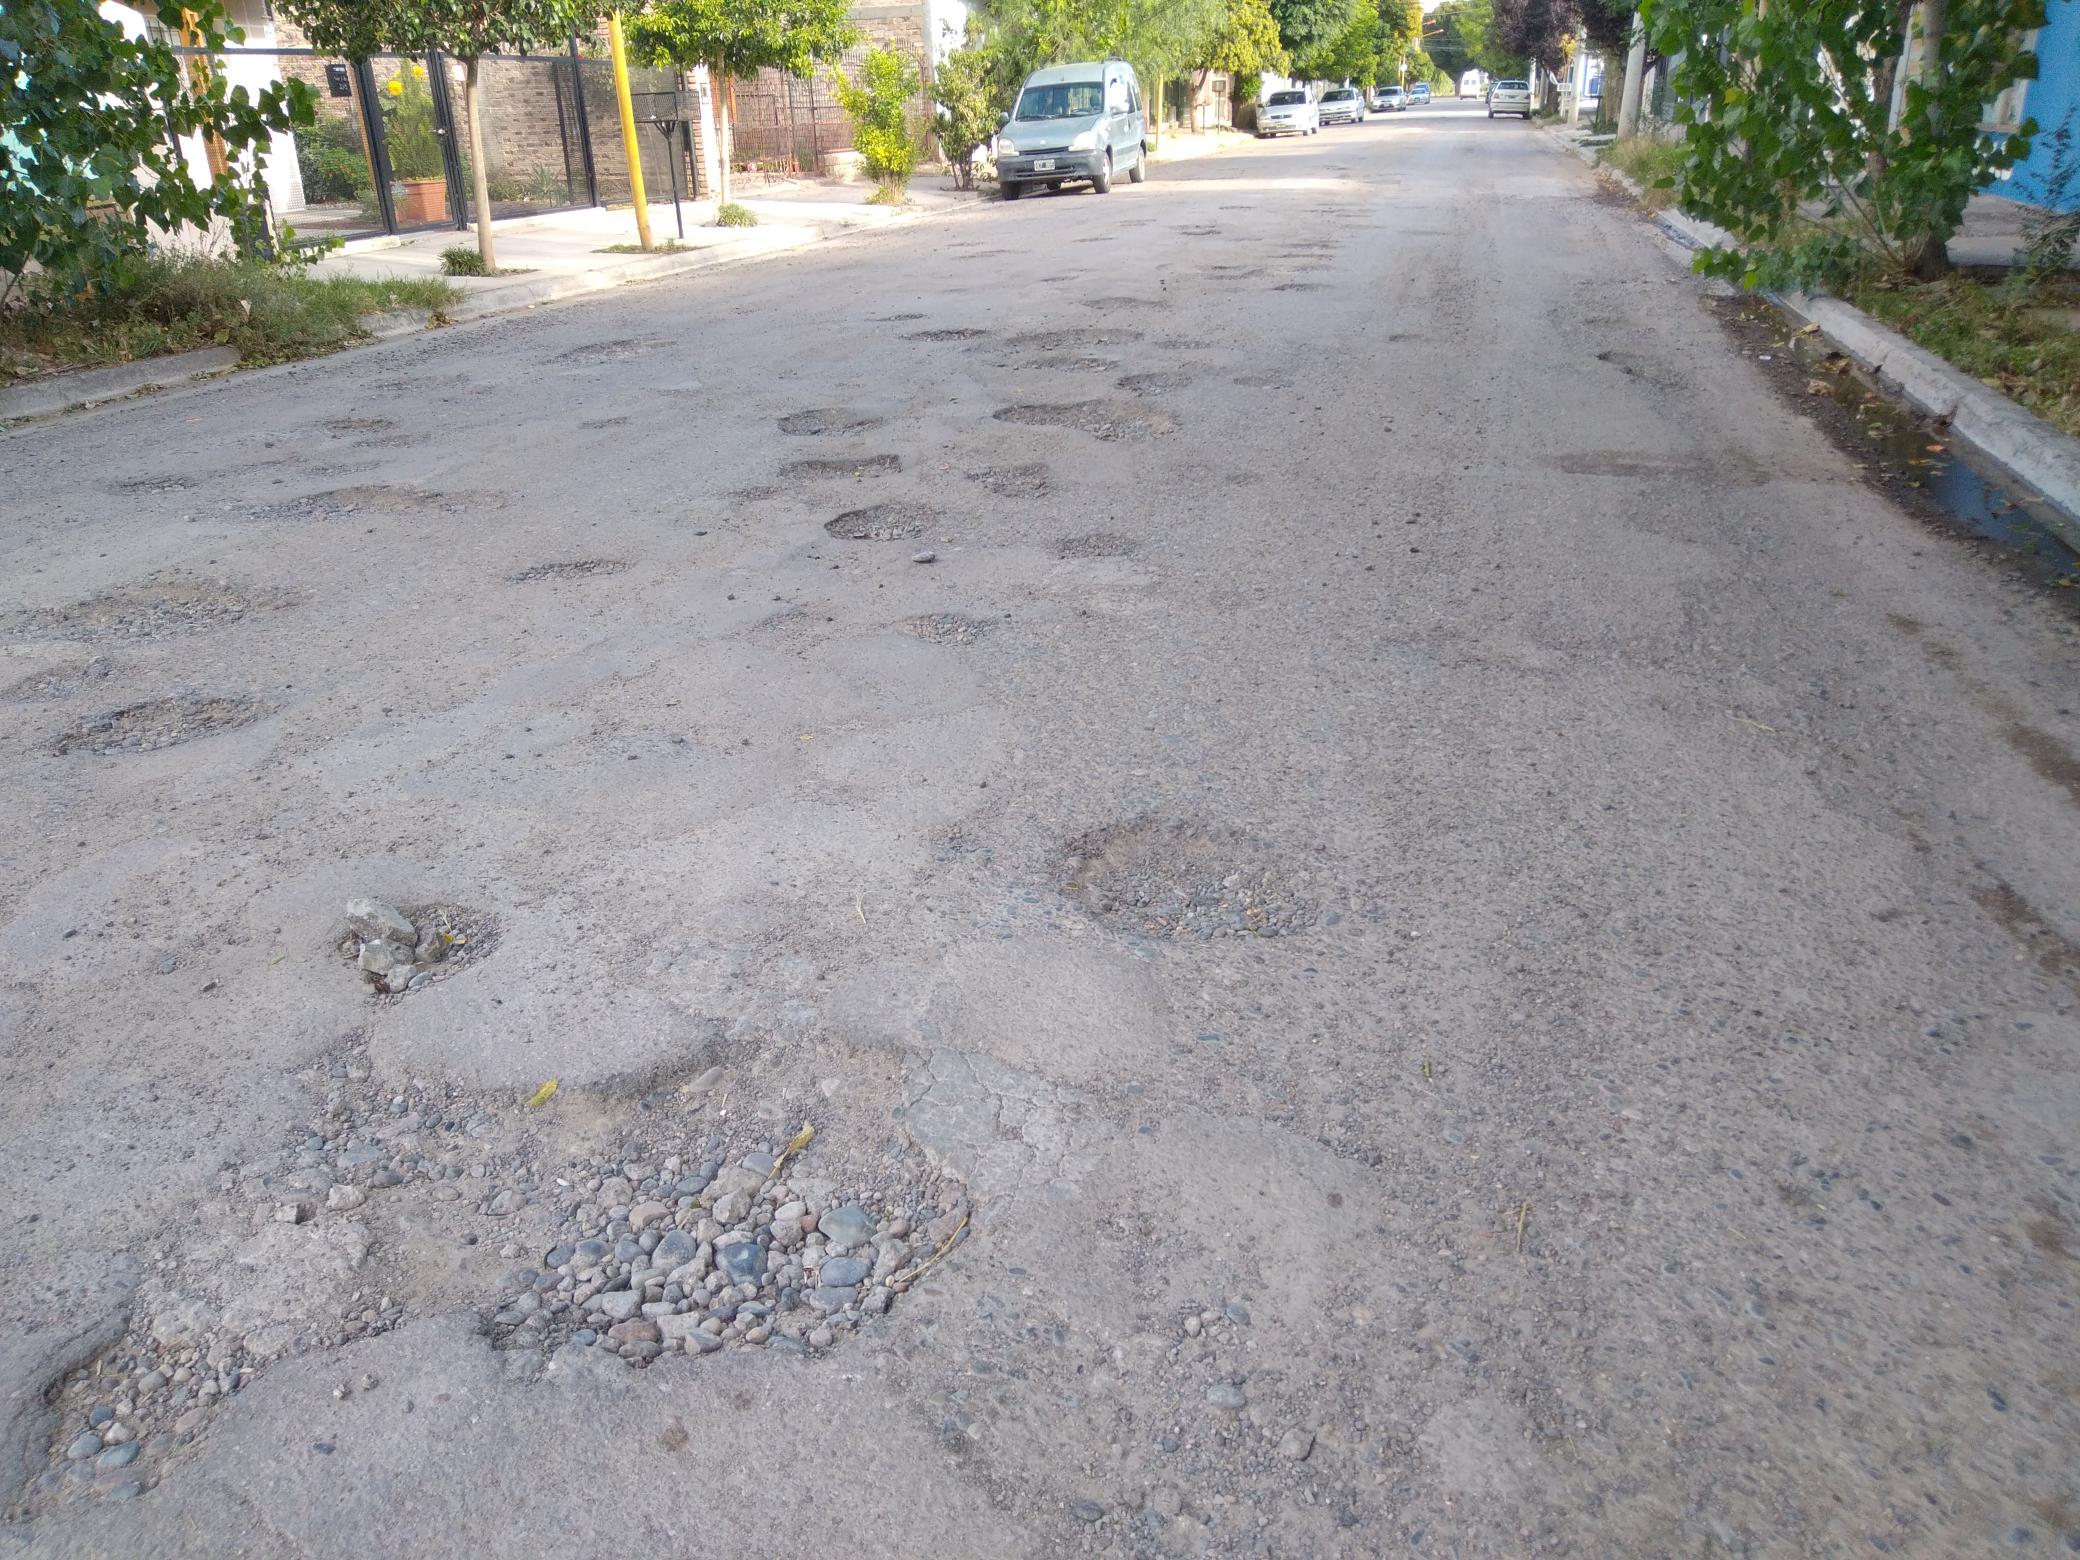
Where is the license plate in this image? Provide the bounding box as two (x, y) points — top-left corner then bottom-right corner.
(1034, 158), (1056, 171)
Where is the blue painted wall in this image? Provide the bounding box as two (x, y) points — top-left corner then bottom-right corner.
(1998, 0), (2079, 210)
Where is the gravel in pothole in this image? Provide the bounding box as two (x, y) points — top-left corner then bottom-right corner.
(508, 559), (631, 583)
(992, 401), (1174, 441)
(825, 502), (937, 541)
(967, 463), (1053, 499)
(489, 1126), (970, 1368)
(779, 408), (886, 436)
(251, 485), (478, 523)
(4, 576), (299, 641)
(54, 694), (266, 755)
(1015, 355), (1120, 374)
(1118, 369), (1196, 394)
(22, 1039), (972, 1513)
(1, 656), (114, 702)
(904, 327), (991, 342)
(779, 454), (903, 480)
(1002, 327), (1143, 351)
(901, 612), (993, 645)
(1053, 533), (1139, 559)
(1064, 817), (1319, 939)
(336, 898), (498, 996)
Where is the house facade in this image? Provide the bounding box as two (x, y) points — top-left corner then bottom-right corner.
(1990, 0), (2079, 210)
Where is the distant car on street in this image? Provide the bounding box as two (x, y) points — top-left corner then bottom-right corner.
(1408, 82), (1431, 105)
(1319, 87), (1365, 125)
(1256, 89), (1319, 137)
(1488, 79), (1533, 118)
(1370, 85), (1406, 112)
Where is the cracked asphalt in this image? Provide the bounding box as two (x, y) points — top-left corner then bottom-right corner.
(4, 98), (2080, 1557)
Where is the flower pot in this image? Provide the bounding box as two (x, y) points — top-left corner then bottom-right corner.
(394, 177), (448, 224)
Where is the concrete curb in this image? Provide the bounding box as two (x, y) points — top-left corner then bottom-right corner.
(0, 345), (241, 422)
(1545, 124), (2080, 548)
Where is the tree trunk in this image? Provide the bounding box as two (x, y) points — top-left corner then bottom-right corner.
(718, 65), (734, 204)
(465, 56), (496, 271)
(1616, 12), (1647, 137)
(1898, 0), (1950, 277)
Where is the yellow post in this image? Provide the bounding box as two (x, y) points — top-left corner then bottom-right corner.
(607, 12), (654, 252)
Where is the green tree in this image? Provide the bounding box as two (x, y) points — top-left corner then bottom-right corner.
(1202, 0), (1289, 98)
(933, 43), (1000, 189)
(833, 44), (922, 192)
(277, 0), (600, 271)
(624, 0), (857, 202)
(2, 0), (315, 306)
(1639, 0), (2045, 286)
(971, 0), (1222, 128)
(1271, 0), (1362, 63)
(1425, 0), (1513, 80)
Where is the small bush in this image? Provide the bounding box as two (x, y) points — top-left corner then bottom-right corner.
(834, 46), (922, 190)
(867, 181), (909, 206)
(440, 245), (487, 276)
(714, 203), (759, 228)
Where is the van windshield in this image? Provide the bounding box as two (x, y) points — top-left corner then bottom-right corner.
(1266, 90), (1308, 105)
(1016, 81), (1105, 120)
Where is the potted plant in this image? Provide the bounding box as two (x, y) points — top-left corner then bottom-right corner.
(381, 64), (448, 222)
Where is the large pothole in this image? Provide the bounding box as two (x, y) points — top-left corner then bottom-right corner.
(54, 694), (267, 755)
(252, 485), (478, 523)
(992, 401), (1175, 442)
(4, 576), (299, 641)
(1064, 817), (1318, 940)
(901, 612), (994, 645)
(824, 503), (937, 541)
(779, 408), (886, 436)
(779, 454), (903, 481)
(966, 463), (1053, 499)
(508, 560), (631, 583)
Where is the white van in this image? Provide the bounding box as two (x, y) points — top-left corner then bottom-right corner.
(996, 60), (1148, 199)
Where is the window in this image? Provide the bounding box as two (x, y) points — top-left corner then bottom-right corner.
(1016, 81), (1104, 120)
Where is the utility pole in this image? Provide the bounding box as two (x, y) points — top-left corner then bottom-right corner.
(607, 10), (654, 251)
(1616, 9), (1647, 139)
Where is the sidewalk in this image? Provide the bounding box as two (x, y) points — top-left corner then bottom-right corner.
(314, 179), (978, 323)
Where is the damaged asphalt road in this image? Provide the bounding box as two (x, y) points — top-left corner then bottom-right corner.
(3, 103), (2079, 1556)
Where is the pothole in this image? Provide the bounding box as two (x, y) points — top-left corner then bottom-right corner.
(824, 503), (937, 541)
(901, 612), (993, 645)
(1018, 356), (1119, 373)
(967, 463), (1053, 499)
(779, 408), (886, 436)
(4, 576), (300, 641)
(1064, 817), (1318, 940)
(1, 656), (114, 702)
(991, 400), (1174, 442)
(54, 694), (266, 755)
(336, 898), (499, 996)
(322, 416), (394, 435)
(552, 337), (671, 366)
(103, 474), (199, 495)
(18, 1039), (971, 1514)
(1053, 533), (1139, 559)
(779, 454), (903, 480)
(1232, 371), (1291, 389)
(1003, 328), (1143, 350)
(1273, 282), (1327, 293)
(251, 485), (475, 523)
(904, 328), (991, 342)
(1082, 295), (1169, 310)
(508, 560), (631, 583)
(579, 414), (631, 430)
(1118, 369), (1195, 395)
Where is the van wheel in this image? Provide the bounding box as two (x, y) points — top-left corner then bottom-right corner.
(1128, 145), (1147, 183)
(1091, 152), (1113, 194)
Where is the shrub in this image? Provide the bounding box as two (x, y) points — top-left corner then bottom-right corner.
(295, 114), (371, 204)
(714, 202), (759, 228)
(932, 44), (999, 192)
(834, 46), (922, 191)
(440, 244), (487, 276)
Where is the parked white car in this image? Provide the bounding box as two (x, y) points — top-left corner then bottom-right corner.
(1256, 89), (1318, 138)
(1370, 86), (1405, 112)
(1318, 86), (1365, 125)
(1488, 79), (1533, 118)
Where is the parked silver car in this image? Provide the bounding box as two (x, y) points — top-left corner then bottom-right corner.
(1408, 82), (1431, 105)
(1318, 86), (1365, 125)
(997, 60), (1148, 199)
(1371, 85), (1406, 112)
(1256, 89), (1319, 137)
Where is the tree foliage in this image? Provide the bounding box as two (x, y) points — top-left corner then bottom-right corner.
(2, 0), (314, 305)
(1205, 0), (1290, 79)
(1424, 0), (1514, 80)
(933, 43), (999, 188)
(625, 0), (856, 201)
(1270, 0), (1361, 63)
(1640, 0), (2045, 287)
(833, 44), (922, 187)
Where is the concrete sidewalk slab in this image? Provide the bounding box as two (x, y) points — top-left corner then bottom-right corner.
(0, 346), (240, 423)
